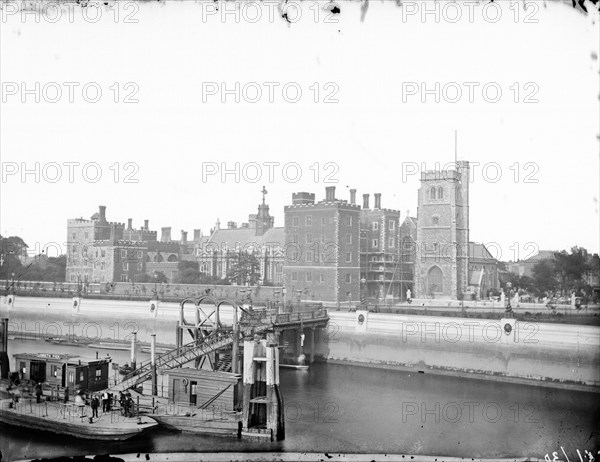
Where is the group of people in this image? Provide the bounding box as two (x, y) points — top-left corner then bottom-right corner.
(118, 391), (136, 417)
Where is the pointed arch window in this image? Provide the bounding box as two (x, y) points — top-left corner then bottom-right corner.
(438, 187), (444, 199)
(430, 187), (436, 200)
(427, 266), (443, 294)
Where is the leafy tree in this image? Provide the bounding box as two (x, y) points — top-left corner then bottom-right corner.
(553, 247), (590, 292)
(531, 259), (557, 295)
(225, 252), (261, 286)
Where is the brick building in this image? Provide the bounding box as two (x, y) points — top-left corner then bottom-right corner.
(283, 187), (361, 305)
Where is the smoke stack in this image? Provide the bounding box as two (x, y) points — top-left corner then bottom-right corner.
(99, 205), (106, 222)
(374, 193), (381, 209)
(161, 227), (171, 242)
(325, 186), (336, 202)
(193, 229), (201, 241)
(127, 218), (133, 230)
(363, 194), (370, 209)
(350, 189), (356, 205)
(144, 219), (149, 230)
(181, 230), (188, 244)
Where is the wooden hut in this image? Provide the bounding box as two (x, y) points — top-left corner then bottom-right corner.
(168, 368), (242, 411)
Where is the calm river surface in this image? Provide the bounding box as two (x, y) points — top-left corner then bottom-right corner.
(1, 339), (599, 461)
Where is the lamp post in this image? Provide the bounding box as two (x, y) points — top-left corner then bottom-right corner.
(152, 272), (158, 299)
(360, 277), (366, 310)
(505, 282), (513, 315)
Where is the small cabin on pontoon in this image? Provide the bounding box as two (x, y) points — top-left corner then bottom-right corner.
(13, 353), (110, 392)
(168, 368), (242, 411)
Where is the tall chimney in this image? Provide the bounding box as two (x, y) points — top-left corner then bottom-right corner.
(181, 230), (188, 244)
(127, 218), (133, 230)
(99, 205), (106, 222)
(193, 229), (201, 241)
(363, 194), (370, 209)
(144, 219), (149, 230)
(325, 186), (336, 202)
(374, 193), (381, 209)
(161, 227), (171, 242)
(350, 189), (356, 205)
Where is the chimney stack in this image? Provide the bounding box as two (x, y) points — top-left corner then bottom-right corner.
(99, 205), (106, 222)
(193, 229), (202, 241)
(349, 189), (356, 205)
(161, 227), (171, 242)
(374, 193), (381, 209)
(325, 186), (336, 202)
(181, 230), (188, 244)
(363, 194), (370, 209)
(227, 221), (237, 229)
(127, 218), (133, 230)
(144, 219), (149, 230)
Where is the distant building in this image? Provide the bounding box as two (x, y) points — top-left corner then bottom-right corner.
(507, 250), (557, 278)
(197, 190), (284, 285)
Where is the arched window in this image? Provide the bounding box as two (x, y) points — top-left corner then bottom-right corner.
(427, 266), (443, 294)
(430, 187), (436, 200)
(438, 187), (444, 199)
(432, 216), (439, 225)
(167, 254), (178, 262)
(157, 254), (164, 262)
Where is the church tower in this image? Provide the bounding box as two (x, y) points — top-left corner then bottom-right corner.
(414, 161), (470, 300)
(248, 186), (275, 236)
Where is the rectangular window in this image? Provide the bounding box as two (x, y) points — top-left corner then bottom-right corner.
(306, 233), (313, 243)
(389, 220), (395, 231)
(291, 272), (298, 282)
(346, 216), (352, 226)
(121, 249), (127, 259)
(138, 250), (142, 258)
(389, 237), (395, 248)
(321, 217), (327, 226)
(72, 233), (76, 240)
(306, 251), (313, 263)
(373, 222), (379, 231)
(68, 372), (74, 384)
(101, 262), (105, 270)
(345, 274), (351, 283)
(292, 234), (299, 244)
(306, 272), (312, 282)
(95, 369), (101, 377)
(51, 365), (59, 377)
(373, 239), (379, 248)
(346, 252), (352, 263)
(20, 361), (26, 374)
(292, 216), (299, 226)
(121, 274), (128, 282)
(319, 273), (324, 283)
(123, 262), (128, 270)
(346, 234), (352, 244)
(306, 216), (312, 226)
(320, 235), (326, 243)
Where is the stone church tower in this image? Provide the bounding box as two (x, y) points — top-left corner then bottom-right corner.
(414, 161), (470, 299)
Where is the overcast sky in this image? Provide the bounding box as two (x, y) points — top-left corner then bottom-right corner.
(1, 0), (598, 261)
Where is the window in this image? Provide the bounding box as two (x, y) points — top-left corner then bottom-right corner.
(84, 232), (88, 239)
(306, 272), (312, 282)
(346, 216), (352, 226)
(430, 187), (437, 200)
(51, 365), (59, 377)
(123, 262), (128, 270)
(138, 251), (142, 258)
(319, 273), (324, 283)
(68, 372), (74, 384)
(292, 216), (299, 226)
(292, 234), (299, 244)
(389, 221), (395, 231)
(346, 252), (352, 262)
(101, 249), (106, 257)
(372, 222), (379, 231)
(306, 233), (313, 243)
(101, 262), (105, 270)
(121, 274), (128, 282)
(388, 237), (395, 248)
(121, 249), (127, 259)
(320, 235), (326, 243)
(72, 245), (77, 254)
(306, 251), (313, 263)
(432, 216), (439, 225)
(438, 186), (444, 199)
(291, 272), (298, 282)
(321, 217), (327, 226)
(20, 362), (26, 374)
(306, 215), (312, 226)
(95, 369), (102, 378)
(433, 243), (439, 252)
(345, 274), (351, 283)
(79, 371), (84, 382)
(346, 234), (352, 244)
(372, 239), (379, 248)
(72, 233), (76, 239)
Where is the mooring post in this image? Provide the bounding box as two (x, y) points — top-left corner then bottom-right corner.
(232, 306), (239, 374)
(131, 332), (137, 371)
(151, 333), (157, 396)
(309, 327), (315, 364)
(1, 318), (10, 380)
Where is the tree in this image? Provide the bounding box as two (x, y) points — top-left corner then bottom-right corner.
(553, 247), (591, 292)
(531, 259), (556, 296)
(225, 252), (261, 286)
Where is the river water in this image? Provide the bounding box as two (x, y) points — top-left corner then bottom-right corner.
(1, 339), (599, 461)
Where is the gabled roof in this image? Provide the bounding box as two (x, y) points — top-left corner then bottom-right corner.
(205, 227), (284, 252)
(523, 250), (556, 262)
(469, 242), (496, 261)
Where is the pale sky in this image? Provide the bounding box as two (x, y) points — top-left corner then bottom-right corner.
(1, 0), (599, 262)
